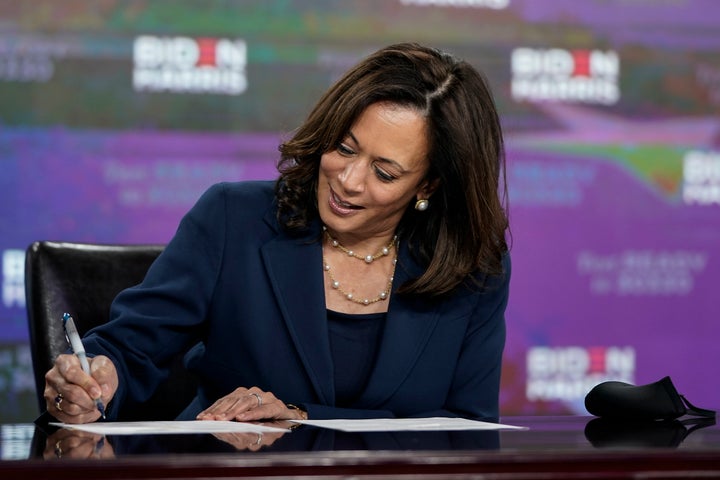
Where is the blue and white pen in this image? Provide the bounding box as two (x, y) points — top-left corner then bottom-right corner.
(62, 313), (106, 419)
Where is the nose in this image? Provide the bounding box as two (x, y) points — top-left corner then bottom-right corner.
(338, 159), (366, 194)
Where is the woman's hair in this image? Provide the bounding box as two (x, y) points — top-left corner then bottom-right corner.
(276, 42), (509, 297)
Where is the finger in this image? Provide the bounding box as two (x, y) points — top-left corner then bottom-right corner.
(199, 387), (274, 421)
(197, 387), (251, 420)
(50, 353), (102, 409)
(44, 354), (78, 396)
(88, 355), (118, 403)
(59, 381), (100, 413)
(59, 357), (103, 401)
(210, 395), (258, 420)
(51, 401), (101, 423)
(45, 383), (102, 423)
(233, 391), (288, 421)
(229, 389), (276, 420)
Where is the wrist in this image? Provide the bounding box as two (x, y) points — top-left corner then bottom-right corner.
(286, 403), (308, 421)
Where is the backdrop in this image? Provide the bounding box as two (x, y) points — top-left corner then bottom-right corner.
(1, 0), (718, 422)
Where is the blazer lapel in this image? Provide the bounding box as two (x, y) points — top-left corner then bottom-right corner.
(356, 245), (441, 408)
(260, 220), (334, 405)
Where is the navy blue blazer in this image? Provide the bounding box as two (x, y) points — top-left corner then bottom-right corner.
(83, 181), (510, 421)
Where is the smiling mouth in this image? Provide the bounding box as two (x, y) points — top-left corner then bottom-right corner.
(329, 188), (362, 214)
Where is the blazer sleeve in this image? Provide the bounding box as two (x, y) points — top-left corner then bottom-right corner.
(442, 253), (510, 422)
(81, 183), (231, 418)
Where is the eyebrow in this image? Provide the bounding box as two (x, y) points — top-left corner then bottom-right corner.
(348, 131), (408, 173)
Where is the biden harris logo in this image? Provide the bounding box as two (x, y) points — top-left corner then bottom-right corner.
(526, 346), (635, 403)
(683, 150), (720, 205)
(511, 48), (620, 105)
(133, 36), (247, 95)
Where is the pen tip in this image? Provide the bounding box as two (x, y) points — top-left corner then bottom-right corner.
(62, 312), (71, 323)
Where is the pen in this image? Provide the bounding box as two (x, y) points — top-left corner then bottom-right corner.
(62, 313), (106, 419)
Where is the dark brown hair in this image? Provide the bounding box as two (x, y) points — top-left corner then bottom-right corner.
(276, 42), (508, 297)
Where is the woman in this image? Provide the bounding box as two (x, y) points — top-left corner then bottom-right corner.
(44, 42), (510, 424)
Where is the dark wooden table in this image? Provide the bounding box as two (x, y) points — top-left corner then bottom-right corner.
(2, 416), (718, 479)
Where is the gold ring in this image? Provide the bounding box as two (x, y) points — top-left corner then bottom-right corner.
(54, 393), (64, 412)
(54, 440), (63, 458)
(250, 392), (262, 407)
(254, 433), (263, 445)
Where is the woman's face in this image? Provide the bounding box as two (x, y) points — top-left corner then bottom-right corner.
(317, 102), (434, 242)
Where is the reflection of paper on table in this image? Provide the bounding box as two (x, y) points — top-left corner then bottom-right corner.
(49, 420), (290, 435)
(292, 417), (528, 432)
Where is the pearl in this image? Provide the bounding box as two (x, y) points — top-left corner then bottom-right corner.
(365, 255), (373, 263)
(332, 280), (340, 289)
(324, 263), (330, 271)
(346, 293), (353, 300)
(379, 291), (387, 299)
(381, 247), (389, 256)
(363, 299), (370, 305)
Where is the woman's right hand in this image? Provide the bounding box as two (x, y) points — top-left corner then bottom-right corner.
(44, 354), (119, 424)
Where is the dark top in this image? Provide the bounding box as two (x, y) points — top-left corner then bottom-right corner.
(327, 309), (386, 406)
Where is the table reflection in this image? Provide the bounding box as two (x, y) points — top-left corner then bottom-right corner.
(32, 424), (501, 460)
(584, 416), (716, 448)
(22, 415), (720, 462)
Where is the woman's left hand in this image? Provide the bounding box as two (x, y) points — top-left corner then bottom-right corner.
(196, 386), (305, 422)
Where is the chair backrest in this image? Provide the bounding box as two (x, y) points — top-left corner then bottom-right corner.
(25, 241), (197, 420)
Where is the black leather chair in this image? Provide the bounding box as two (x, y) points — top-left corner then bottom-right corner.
(25, 241), (197, 420)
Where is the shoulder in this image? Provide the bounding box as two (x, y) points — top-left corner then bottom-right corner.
(200, 180), (276, 206)
(477, 251), (511, 299)
(448, 252), (511, 310)
(183, 180), (279, 234)
(191, 181), (277, 219)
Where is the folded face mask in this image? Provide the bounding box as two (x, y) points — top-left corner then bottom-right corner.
(584, 376), (716, 421)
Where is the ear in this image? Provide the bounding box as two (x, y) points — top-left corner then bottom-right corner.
(417, 178), (440, 200)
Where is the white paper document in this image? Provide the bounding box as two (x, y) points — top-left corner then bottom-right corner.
(49, 420), (290, 435)
(50, 417), (526, 436)
(292, 417), (528, 432)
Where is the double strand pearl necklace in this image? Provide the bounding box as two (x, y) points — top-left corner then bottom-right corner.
(322, 227), (398, 306)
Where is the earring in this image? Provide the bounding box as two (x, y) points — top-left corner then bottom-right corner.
(415, 199), (429, 211)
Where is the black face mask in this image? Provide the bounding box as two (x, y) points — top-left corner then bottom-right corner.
(585, 376), (716, 421)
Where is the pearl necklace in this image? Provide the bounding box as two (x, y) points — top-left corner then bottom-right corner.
(321, 227), (398, 306)
(323, 254), (397, 306)
(323, 226), (397, 263)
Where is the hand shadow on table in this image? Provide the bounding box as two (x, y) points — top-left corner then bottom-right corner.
(584, 416), (716, 448)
